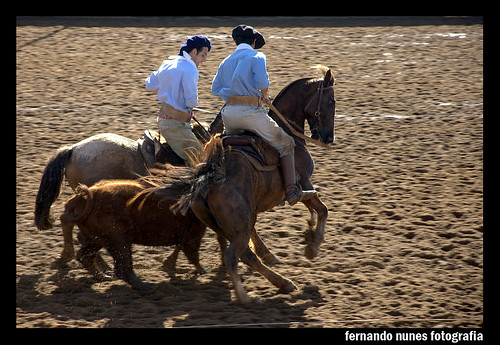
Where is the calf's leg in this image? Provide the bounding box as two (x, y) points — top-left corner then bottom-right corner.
(163, 246), (181, 272)
(106, 240), (153, 291)
(59, 213), (75, 263)
(182, 247), (205, 274)
(76, 237), (104, 279)
(77, 231), (111, 273)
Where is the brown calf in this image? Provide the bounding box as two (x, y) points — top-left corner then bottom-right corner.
(60, 179), (206, 291)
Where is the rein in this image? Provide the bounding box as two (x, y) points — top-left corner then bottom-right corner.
(193, 78), (333, 149)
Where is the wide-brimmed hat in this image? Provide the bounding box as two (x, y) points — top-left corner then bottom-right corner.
(231, 25), (265, 49)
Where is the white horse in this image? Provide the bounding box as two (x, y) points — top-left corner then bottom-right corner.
(35, 131), (163, 230)
(34, 127), (219, 273)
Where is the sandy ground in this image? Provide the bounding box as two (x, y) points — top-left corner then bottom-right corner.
(16, 16), (483, 328)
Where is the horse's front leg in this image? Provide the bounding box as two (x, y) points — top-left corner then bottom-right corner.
(301, 192), (327, 260)
(210, 229), (278, 267)
(304, 201), (318, 230)
(225, 231), (255, 305)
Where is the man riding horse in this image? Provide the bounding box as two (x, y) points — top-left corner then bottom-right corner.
(145, 35), (212, 167)
(212, 25), (309, 206)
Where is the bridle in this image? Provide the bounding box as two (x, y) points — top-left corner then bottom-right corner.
(263, 77), (336, 149)
(304, 79), (334, 134)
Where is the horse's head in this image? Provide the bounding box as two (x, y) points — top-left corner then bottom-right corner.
(305, 67), (336, 144)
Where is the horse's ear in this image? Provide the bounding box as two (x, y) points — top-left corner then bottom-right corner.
(324, 69), (334, 86)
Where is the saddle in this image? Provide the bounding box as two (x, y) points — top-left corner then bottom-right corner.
(221, 131), (280, 172)
(139, 129), (184, 167)
(139, 129), (280, 171)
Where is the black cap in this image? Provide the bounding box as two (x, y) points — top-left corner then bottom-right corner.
(178, 35), (212, 56)
(231, 25), (265, 49)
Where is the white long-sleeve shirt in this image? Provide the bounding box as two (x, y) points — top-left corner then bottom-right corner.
(145, 51), (198, 113)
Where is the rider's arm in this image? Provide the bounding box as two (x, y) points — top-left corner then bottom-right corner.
(182, 68), (199, 111)
(252, 52), (270, 98)
(145, 71), (160, 93)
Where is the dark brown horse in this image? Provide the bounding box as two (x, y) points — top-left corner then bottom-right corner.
(169, 67), (336, 304)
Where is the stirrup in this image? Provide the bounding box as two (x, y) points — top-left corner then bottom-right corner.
(282, 184), (317, 206)
(278, 184), (318, 206)
(301, 189), (318, 198)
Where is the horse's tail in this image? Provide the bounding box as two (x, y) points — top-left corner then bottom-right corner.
(172, 136), (226, 216)
(34, 146), (73, 230)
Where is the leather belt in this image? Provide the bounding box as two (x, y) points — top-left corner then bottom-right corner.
(158, 103), (192, 122)
(226, 96), (261, 107)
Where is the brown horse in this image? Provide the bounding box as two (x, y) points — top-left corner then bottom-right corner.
(168, 67), (336, 304)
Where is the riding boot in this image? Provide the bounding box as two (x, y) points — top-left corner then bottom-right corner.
(279, 154), (303, 206)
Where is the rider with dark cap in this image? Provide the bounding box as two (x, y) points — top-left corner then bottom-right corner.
(146, 35), (211, 166)
(212, 25), (302, 205)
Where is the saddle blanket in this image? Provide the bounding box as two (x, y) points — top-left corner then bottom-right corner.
(221, 133), (279, 172)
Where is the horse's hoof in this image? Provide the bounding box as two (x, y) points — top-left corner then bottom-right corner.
(193, 267), (207, 275)
(59, 251), (75, 263)
(279, 280), (297, 294)
(95, 256), (111, 273)
(162, 261), (176, 273)
(93, 271), (113, 282)
(305, 243), (319, 260)
(53, 257), (71, 268)
(132, 282), (154, 292)
(238, 295), (261, 305)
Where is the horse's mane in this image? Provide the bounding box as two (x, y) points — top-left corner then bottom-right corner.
(171, 136), (226, 215)
(272, 65), (331, 105)
(125, 164), (194, 210)
(272, 78), (313, 105)
(311, 64), (331, 76)
(128, 136), (226, 213)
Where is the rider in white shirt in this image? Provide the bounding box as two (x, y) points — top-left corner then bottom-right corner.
(145, 35), (211, 166)
(146, 50), (199, 114)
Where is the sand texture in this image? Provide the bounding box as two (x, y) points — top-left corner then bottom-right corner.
(16, 16), (483, 328)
